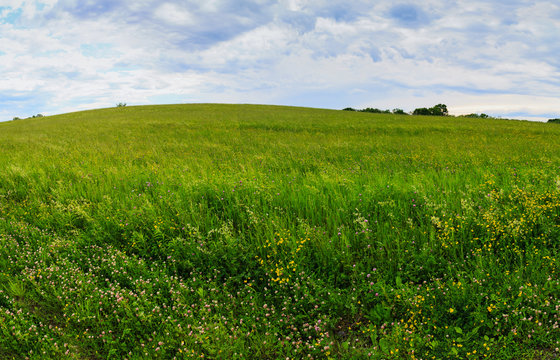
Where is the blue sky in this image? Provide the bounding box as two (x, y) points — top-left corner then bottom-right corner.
(1, 0), (559, 121)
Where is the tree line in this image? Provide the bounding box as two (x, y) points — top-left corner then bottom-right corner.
(343, 104), (492, 119)
(12, 114), (44, 121)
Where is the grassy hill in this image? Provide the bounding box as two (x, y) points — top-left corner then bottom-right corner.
(1, 104), (559, 359)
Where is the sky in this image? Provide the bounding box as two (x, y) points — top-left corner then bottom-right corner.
(1, 0), (559, 122)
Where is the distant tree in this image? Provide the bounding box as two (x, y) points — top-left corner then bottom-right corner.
(31, 114), (44, 118)
(360, 108), (391, 114)
(464, 113), (489, 119)
(12, 117), (21, 121)
(412, 107), (432, 116)
(548, 118), (560, 123)
(413, 104), (449, 116)
(116, 103), (127, 107)
(360, 107), (382, 113)
(430, 104), (448, 116)
(342, 106), (410, 115)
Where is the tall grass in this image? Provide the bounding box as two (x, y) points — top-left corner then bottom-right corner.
(0, 104), (559, 359)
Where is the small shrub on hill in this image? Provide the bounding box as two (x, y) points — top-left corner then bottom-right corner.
(360, 107), (391, 114)
(464, 113), (489, 118)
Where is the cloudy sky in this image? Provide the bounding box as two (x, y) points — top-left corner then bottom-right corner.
(1, 0), (559, 122)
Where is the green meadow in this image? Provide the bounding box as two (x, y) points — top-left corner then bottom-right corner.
(0, 104), (559, 359)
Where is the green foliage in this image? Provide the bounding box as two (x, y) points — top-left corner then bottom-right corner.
(413, 104), (449, 116)
(12, 114), (44, 121)
(430, 103), (448, 116)
(547, 118), (560, 123)
(464, 113), (490, 118)
(412, 107), (432, 116)
(343, 107), (406, 114)
(0, 104), (559, 359)
(359, 107), (391, 114)
(116, 102), (127, 107)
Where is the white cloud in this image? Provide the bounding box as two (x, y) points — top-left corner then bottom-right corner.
(154, 3), (195, 26)
(0, 0), (26, 8)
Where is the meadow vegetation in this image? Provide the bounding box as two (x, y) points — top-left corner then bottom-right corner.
(0, 104), (559, 359)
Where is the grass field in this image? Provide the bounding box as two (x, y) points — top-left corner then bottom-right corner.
(1, 104), (559, 359)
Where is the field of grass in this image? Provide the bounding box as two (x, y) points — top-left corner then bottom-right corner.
(0, 104), (559, 359)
